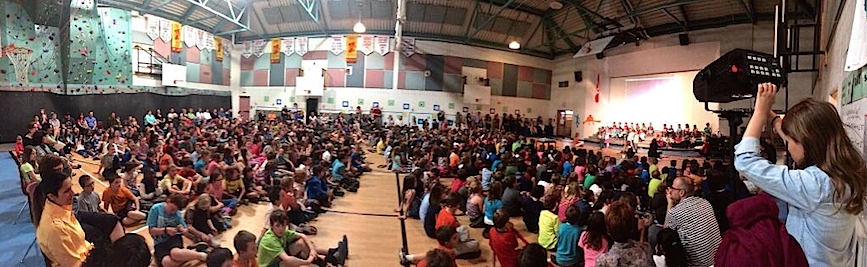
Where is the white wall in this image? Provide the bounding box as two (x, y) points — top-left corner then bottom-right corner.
(552, 21), (820, 138)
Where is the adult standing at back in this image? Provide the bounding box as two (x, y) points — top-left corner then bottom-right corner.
(665, 176), (720, 267)
(735, 83), (866, 267)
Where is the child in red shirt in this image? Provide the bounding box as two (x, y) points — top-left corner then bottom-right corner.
(490, 209), (530, 267)
(435, 193), (480, 259)
(400, 225), (459, 267)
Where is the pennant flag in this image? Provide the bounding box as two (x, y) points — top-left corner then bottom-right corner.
(171, 22), (183, 53)
(146, 15), (159, 40)
(400, 37), (415, 57)
(271, 38), (281, 63)
(183, 25), (197, 48)
(159, 19), (171, 42)
(282, 38), (295, 56)
(196, 29), (206, 50)
(346, 35), (358, 63)
(215, 37), (223, 61)
(375, 36), (390, 55)
(331, 35), (345, 55)
(242, 41), (252, 58)
(296, 37), (308, 56)
(253, 39), (266, 57)
(359, 35), (375, 55)
(204, 32), (214, 51)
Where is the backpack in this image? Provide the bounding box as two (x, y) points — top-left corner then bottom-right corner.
(715, 193), (808, 267)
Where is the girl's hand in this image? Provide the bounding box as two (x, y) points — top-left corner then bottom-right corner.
(755, 83), (777, 113)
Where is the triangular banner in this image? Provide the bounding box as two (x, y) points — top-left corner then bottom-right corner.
(359, 35), (375, 55)
(331, 35), (345, 55)
(196, 29), (206, 50)
(184, 25), (197, 47)
(400, 37), (415, 57)
(296, 37), (308, 56)
(243, 41), (253, 58)
(282, 37), (295, 56)
(159, 18), (171, 42)
(375, 36), (390, 55)
(253, 39), (266, 57)
(146, 15), (159, 40)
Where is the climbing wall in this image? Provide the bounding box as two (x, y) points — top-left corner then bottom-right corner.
(68, 2), (132, 90)
(0, 0), (62, 87)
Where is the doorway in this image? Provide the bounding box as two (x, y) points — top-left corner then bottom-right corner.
(556, 110), (574, 137)
(306, 97), (319, 120)
(239, 96), (250, 121)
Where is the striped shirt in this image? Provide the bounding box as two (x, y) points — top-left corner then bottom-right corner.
(665, 196), (721, 267)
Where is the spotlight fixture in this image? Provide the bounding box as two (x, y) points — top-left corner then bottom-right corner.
(549, 1), (563, 10)
(353, 21), (366, 33)
(509, 41), (521, 50)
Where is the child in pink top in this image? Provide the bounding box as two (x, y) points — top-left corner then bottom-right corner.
(578, 211), (609, 267)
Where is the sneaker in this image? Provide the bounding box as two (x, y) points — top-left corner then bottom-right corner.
(340, 235), (349, 262)
(187, 242), (210, 253)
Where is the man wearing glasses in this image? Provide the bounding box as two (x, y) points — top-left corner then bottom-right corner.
(665, 177), (721, 267)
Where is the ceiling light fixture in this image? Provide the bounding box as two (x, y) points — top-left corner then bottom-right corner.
(509, 41), (521, 50)
(549, 1), (563, 10)
(353, 21), (366, 33)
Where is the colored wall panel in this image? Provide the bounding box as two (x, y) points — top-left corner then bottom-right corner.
(222, 69), (230, 86)
(490, 78), (503, 95)
(384, 70), (403, 89)
(303, 50), (328, 60)
(501, 64), (518, 96)
(397, 71), (406, 89)
(153, 38), (171, 57)
(285, 68), (300, 86)
(405, 71), (425, 90)
(365, 53), (385, 69)
(186, 46), (200, 64)
(346, 55), (365, 88)
(253, 69), (269, 86)
(284, 54), (302, 68)
(403, 54), (425, 71)
(253, 55), (271, 70)
(532, 84), (548, 99)
(384, 53), (395, 70)
(534, 68), (551, 84)
(199, 64), (212, 84)
(186, 63), (200, 83)
(212, 57), (222, 84)
(327, 52), (346, 68)
(200, 49), (212, 65)
(487, 61), (503, 79)
(517, 81), (533, 98)
(462, 58), (487, 68)
(171, 50), (185, 65)
(326, 68), (345, 87)
(365, 69), (384, 88)
(270, 54), (284, 86)
(444, 56), (462, 74)
(443, 74), (463, 93)
(518, 66), (534, 82)
(240, 56), (255, 70)
(424, 55), (444, 91)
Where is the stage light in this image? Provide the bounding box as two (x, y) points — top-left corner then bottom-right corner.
(353, 21), (366, 33)
(509, 41), (520, 50)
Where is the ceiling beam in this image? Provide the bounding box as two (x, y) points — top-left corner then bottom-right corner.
(465, 0), (515, 42)
(563, 0), (622, 28)
(487, 0), (546, 16)
(99, 0), (217, 33)
(522, 18), (543, 53)
(679, 5), (690, 29)
(252, 4), (269, 35)
(180, 3), (200, 22)
(543, 16), (577, 52)
(146, 0), (173, 12)
(662, 8), (687, 31)
(617, 0), (712, 24)
(735, 0), (754, 23)
(462, 0), (480, 43)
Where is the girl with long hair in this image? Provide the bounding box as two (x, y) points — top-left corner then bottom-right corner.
(736, 83), (866, 266)
(579, 211), (609, 267)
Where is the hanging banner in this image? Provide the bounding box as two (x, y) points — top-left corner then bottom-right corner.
(146, 15), (159, 40)
(253, 39), (266, 57)
(242, 41), (252, 58)
(223, 40), (231, 57)
(359, 35), (375, 55)
(271, 38), (281, 63)
(375, 36), (390, 55)
(845, 0), (867, 71)
(183, 25), (196, 47)
(204, 32), (214, 51)
(331, 35), (344, 55)
(171, 22), (183, 52)
(282, 37), (295, 56)
(400, 37), (416, 57)
(196, 29), (206, 50)
(159, 18), (171, 42)
(346, 35), (358, 63)
(296, 37), (309, 56)
(215, 37), (223, 61)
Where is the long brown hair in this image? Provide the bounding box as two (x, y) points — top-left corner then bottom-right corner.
(781, 99), (867, 215)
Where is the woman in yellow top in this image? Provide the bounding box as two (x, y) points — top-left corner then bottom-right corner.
(20, 146), (41, 185)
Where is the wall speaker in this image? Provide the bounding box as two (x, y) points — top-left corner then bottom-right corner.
(574, 71), (583, 82)
(596, 52), (604, 59)
(679, 34), (689, 46)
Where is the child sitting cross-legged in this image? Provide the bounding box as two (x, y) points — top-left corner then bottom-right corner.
(186, 193), (223, 247)
(489, 209), (531, 267)
(435, 193), (481, 259)
(102, 172), (146, 226)
(257, 210), (347, 267)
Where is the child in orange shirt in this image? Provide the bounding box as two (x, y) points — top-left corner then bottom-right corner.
(103, 173), (146, 225)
